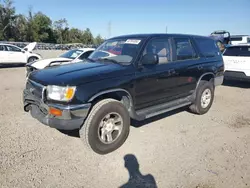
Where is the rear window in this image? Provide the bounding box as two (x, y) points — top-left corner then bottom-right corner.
(223, 46), (250, 57)
(194, 37), (219, 57)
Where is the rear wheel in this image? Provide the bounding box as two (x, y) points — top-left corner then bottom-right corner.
(79, 99), (130, 155)
(189, 80), (214, 115)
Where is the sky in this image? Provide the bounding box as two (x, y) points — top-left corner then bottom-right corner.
(14, 0), (250, 38)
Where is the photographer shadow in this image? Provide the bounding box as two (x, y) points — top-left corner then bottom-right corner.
(119, 154), (158, 188)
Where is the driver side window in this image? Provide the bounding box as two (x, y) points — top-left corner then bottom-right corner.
(143, 37), (171, 64)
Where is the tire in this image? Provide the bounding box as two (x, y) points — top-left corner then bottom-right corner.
(79, 98), (130, 155)
(27, 57), (38, 63)
(189, 80), (214, 115)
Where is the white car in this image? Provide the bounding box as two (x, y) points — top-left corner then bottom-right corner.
(0, 42), (41, 64)
(27, 48), (95, 70)
(230, 35), (250, 45)
(223, 43), (250, 82)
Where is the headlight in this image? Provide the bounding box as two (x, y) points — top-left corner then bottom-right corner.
(47, 85), (76, 101)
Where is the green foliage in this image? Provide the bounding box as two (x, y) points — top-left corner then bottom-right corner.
(0, 0), (105, 44)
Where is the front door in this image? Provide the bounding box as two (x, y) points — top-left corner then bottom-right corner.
(134, 37), (180, 110)
(6, 45), (27, 63)
(0, 45), (8, 63)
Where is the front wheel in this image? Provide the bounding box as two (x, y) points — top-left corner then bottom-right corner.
(189, 80), (214, 115)
(27, 57), (38, 63)
(79, 99), (130, 155)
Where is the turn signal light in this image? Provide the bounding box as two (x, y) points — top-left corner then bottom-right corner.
(49, 107), (62, 116)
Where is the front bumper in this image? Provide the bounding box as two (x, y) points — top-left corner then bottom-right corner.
(23, 81), (91, 130)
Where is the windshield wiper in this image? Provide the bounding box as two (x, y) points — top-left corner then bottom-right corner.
(97, 58), (119, 64)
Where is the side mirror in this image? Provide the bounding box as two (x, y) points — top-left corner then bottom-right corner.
(141, 53), (159, 65)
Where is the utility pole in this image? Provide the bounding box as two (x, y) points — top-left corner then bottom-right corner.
(166, 26), (168, 33)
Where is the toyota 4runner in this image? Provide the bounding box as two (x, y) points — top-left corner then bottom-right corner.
(23, 34), (224, 155)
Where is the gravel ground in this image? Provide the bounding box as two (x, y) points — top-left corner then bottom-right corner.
(0, 55), (250, 188)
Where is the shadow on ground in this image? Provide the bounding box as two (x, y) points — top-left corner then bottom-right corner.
(0, 63), (25, 69)
(57, 129), (80, 138)
(119, 154), (158, 188)
(223, 79), (249, 89)
(58, 107), (187, 138)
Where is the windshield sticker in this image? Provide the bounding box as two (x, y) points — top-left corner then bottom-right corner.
(71, 52), (80, 58)
(125, 39), (141, 45)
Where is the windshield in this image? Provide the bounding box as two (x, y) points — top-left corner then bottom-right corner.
(60, 49), (83, 59)
(87, 37), (144, 65)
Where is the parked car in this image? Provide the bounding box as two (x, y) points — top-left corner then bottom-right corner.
(230, 35), (250, 45)
(223, 43), (250, 82)
(209, 30), (233, 52)
(0, 42), (41, 64)
(26, 48), (95, 76)
(23, 33), (224, 155)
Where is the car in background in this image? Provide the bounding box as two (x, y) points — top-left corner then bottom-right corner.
(209, 30), (231, 45)
(0, 42), (41, 64)
(26, 48), (95, 76)
(209, 30), (232, 52)
(223, 43), (250, 82)
(230, 35), (250, 45)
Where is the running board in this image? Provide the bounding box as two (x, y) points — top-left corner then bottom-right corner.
(135, 96), (192, 119)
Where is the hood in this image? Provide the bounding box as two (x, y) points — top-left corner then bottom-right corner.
(29, 61), (134, 86)
(23, 42), (37, 52)
(30, 57), (72, 69)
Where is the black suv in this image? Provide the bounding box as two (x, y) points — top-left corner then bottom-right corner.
(23, 34), (224, 155)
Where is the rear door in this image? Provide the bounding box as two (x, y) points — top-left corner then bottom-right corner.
(223, 46), (250, 74)
(170, 37), (200, 98)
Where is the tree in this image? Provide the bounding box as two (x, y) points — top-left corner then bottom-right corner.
(81, 28), (93, 44)
(33, 11), (53, 42)
(0, 0), (104, 44)
(53, 18), (69, 44)
(0, 0), (17, 40)
(25, 7), (39, 42)
(68, 28), (83, 43)
(94, 34), (104, 45)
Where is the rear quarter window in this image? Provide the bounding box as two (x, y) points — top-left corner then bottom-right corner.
(223, 46), (250, 57)
(194, 37), (220, 57)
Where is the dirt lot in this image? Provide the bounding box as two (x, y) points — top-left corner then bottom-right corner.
(0, 55), (250, 188)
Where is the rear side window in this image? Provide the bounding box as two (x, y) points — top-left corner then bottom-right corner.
(194, 37), (219, 57)
(174, 38), (197, 61)
(223, 46), (250, 57)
